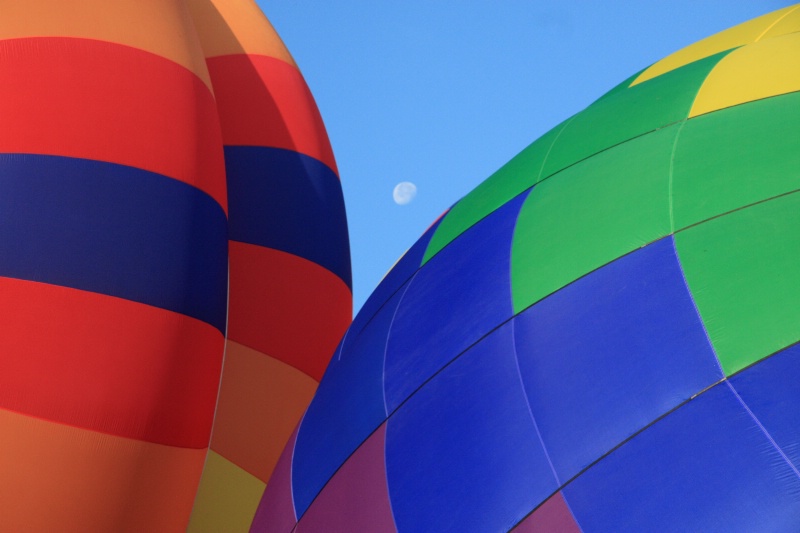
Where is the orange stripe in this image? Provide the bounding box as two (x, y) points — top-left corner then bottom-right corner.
(0, 37), (227, 211)
(211, 341), (318, 482)
(228, 242), (352, 381)
(187, 0), (297, 65)
(208, 54), (339, 176)
(0, 277), (224, 448)
(0, 409), (206, 532)
(0, 0), (212, 89)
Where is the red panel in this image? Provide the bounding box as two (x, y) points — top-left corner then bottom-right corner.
(514, 492), (582, 533)
(0, 277), (225, 448)
(207, 54), (338, 176)
(296, 424), (396, 532)
(0, 37), (227, 211)
(227, 241), (352, 382)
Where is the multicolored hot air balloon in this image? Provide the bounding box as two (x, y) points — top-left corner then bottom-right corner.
(0, 0), (349, 531)
(255, 4), (800, 532)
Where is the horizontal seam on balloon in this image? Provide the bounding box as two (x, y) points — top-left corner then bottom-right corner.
(689, 87), (800, 119)
(221, 142), (340, 181)
(228, 238), (352, 291)
(0, 404), (210, 450)
(509, 337), (800, 529)
(225, 338), (322, 384)
(207, 446), (271, 484)
(514, 186), (800, 317)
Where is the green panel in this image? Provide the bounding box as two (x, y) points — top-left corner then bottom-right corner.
(422, 120), (570, 263)
(511, 124), (678, 313)
(672, 90), (800, 229)
(674, 192), (800, 375)
(540, 51), (729, 180)
(591, 68), (646, 104)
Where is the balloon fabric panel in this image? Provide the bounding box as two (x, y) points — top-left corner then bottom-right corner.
(226, 146), (351, 288)
(514, 236), (723, 483)
(383, 191), (526, 413)
(672, 90), (800, 230)
(675, 192), (800, 375)
(386, 322), (558, 533)
(511, 124), (676, 313)
(563, 383), (800, 532)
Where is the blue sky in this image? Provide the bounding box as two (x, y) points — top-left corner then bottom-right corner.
(256, 1), (793, 313)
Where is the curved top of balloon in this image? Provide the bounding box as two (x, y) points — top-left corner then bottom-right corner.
(253, 4), (800, 532)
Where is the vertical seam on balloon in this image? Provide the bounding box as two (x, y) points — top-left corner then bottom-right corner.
(508, 319), (561, 486)
(670, 236), (727, 379)
(381, 423), (400, 532)
(535, 115), (576, 184)
(725, 380), (800, 479)
(559, 492), (587, 533)
(187, 262), (232, 526)
(667, 118), (687, 234)
(755, 5), (800, 42)
(382, 272), (419, 415)
(288, 415), (305, 532)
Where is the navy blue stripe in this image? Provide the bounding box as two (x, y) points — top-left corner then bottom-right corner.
(0, 153), (228, 333)
(225, 146), (352, 288)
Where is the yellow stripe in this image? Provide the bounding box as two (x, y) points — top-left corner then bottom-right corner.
(0, 0), (212, 89)
(690, 32), (800, 117)
(188, 451), (267, 533)
(187, 0), (297, 65)
(632, 4), (799, 85)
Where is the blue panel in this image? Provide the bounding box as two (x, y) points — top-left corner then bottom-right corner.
(514, 237), (722, 482)
(291, 283), (401, 517)
(0, 153), (227, 332)
(385, 322), (558, 533)
(353, 215), (442, 334)
(383, 192), (527, 412)
(731, 343), (800, 470)
(565, 383), (800, 532)
(225, 146), (351, 288)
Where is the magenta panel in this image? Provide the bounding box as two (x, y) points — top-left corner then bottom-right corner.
(296, 424), (396, 532)
(250, 427), (299, 532)
(514, 492), (581, 533)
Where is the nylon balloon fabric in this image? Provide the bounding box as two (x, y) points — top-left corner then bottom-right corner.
(0, 0), (350, 531)
(256, 4), (800, 532)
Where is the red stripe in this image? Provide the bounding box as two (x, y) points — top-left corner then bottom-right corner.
(0, 37), (227, 211)
(227, 241), (352, 381)
(0, 277), (224, 448)
(207, 54), (339, 176)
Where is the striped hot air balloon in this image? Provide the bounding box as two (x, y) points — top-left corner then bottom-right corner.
(0, 0), (350, 531)
(255, 4), (800, 532)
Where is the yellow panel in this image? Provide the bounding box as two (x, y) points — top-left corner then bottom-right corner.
(690, 32), (800, 117)
(632, 5), (797, 85)
(187, 451), (266, 533)
(210, 340), (318, 483)
(187, 0), (297, 65)
(760, 5), (800, 39)
(0, 0), (212, 90)
(0, 408), (206, 532)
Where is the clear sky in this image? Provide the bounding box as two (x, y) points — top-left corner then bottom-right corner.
(256, 1), (794, 314)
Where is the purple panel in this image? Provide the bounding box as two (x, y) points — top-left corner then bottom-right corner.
(514, 237), (722, 482)
(296, 424), (396, 533)
(384, 192), (528, 413)
(250, 426), (298, 533)
(513, 493), (581, 533)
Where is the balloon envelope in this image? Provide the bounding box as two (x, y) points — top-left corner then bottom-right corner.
(254, 4), (800, 532)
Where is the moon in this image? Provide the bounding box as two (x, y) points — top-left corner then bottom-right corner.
(393, 182), (417, 205)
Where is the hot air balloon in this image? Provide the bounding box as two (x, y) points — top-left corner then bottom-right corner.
(0, 0), (350, 531)
(254, 4), (800, 532)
